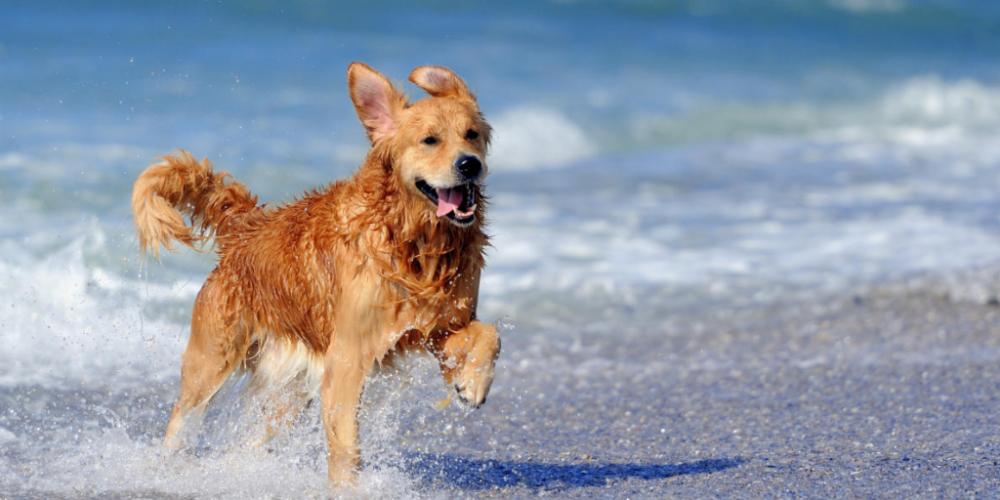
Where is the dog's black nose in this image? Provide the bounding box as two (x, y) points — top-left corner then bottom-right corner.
(456, 156), (482, 181)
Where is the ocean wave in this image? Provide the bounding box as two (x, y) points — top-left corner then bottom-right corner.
(0, 232), (193, 388)
(827, 0), (907, 13)
(488, 107), (596, 171)
(879, 75), (1000, 127)
(627, 74), (1000, 150)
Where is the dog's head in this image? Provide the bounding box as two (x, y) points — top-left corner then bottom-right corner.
(348, 62), (491, 227)
(431, 322), (501, 409)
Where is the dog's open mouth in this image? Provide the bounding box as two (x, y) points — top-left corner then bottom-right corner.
(416, 180), (477, 224)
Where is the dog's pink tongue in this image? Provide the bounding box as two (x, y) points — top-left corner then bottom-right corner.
(436, 187), (464, 217)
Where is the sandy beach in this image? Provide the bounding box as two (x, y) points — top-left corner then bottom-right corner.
(393, 274), (1000, 498)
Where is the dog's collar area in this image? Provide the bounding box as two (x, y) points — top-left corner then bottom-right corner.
(416, 179), (477, 225)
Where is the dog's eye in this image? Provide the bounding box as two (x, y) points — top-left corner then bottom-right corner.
(423, 136), (438, 145)
(465, 129), (479, 141)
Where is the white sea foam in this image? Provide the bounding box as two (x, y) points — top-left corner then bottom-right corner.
(0, 229), (191, 388)
(479, 114), (1000, 323)
(828, 0), (906, 13)
(879, 75), (1000, 126)
(0, 349), (459, 499)
(485, 211), (1000, 301)
(633, 74), (1000, 153)
(488, 107), (596, 171)
(3, 407), (442, 500)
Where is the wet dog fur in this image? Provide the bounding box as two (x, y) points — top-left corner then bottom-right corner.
(131, 62), (501, 486)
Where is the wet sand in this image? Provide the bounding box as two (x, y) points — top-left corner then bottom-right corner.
(401, 280), (1000, 499)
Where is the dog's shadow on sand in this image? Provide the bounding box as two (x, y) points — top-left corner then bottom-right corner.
(403, 453), (745, 490)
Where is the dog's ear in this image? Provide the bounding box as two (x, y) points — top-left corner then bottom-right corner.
(409, 66), (476, 103)
(348, 62), (405, 142)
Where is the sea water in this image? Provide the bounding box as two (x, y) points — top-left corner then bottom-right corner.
(2, 0), (1000, 498)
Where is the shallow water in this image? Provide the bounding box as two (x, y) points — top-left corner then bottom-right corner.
(3, 1), (1000, 498)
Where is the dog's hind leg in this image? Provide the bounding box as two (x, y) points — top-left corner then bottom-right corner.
(163, 280), (249, 450)
(320, 335), (374, 486)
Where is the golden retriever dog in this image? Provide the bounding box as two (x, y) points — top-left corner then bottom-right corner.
(131, 62), (501, 486)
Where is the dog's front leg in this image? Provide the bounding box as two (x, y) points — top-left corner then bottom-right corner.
(431, 320), (501, 408)
(320, 336), (373, 487)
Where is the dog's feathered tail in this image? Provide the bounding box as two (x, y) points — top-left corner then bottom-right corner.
(132, 150), (259, 258)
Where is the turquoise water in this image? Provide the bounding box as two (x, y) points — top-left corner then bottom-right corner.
(3, 1), (1000, 497)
